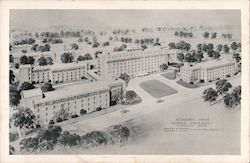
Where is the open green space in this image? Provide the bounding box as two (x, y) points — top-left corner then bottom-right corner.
(139, 80), (177, 98)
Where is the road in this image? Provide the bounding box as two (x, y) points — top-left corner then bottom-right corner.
(63, 72), (240, 134)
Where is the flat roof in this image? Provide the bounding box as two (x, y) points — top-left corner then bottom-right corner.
(22, 89), (42, 99)
(34, 79), (124, 103)
(20, 62), (87, 71)
(183, 57), (235, 69)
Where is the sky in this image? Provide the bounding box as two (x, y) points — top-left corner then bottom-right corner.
(10, 10), (241, 30)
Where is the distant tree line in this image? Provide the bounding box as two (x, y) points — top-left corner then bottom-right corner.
(175, 31), (193, 38)
(169, 41), (191, 51)
(13, 38), (35, 45)
(31, 44), (51, 52)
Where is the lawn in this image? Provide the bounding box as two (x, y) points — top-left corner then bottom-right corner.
(139, 80), (177, 98)
(161, 72), (176, 80)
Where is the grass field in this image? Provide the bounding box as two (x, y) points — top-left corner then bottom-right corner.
(139, 80), (177, 98)
(161, 72), (176, 80)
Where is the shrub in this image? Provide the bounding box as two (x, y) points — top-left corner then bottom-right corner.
(36, 124), (41, 128)
(9, 132), (19, 142)
(96, 107), (102, 111)
(71, 114), (79, 118)
(110, 100), (116, 106)
(15, 63), (19, 69)
(49, 120), (55, 125)
(20, 137), (39, 152)
(80, 109), (87, 116)
(80, 131), (107, 148)
(107, 125), (130, 144)
(56, 117), (63, 123)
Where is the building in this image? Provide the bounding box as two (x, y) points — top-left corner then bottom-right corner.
(98, 48), (169, 80)
(18, 62), (90, 84)
(180, 59), (237, 83)
(21, 79), (125, 125)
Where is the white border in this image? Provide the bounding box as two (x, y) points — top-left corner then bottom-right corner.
(0, 1), (249, 163)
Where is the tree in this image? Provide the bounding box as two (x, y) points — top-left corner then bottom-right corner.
(231, 42), (239, 51)
(20, 55), (28, 65)
(20, 55), (35, 65)
(49, 120), (55, 125)
(203, 32), (210, 38)
(20, 82), (35, 91)
(12, 107), (36, 140)
(9, 54), (14, 63)
(61, 52), (74, 63)
(107, 125), (130, 144)
(9, 145), (15, 155)
(57, 131), (80, 147)
(84, 53), (92, 60)
(71, 43), (79, 50)
(211, 32), (217, 39)
(119, 73), (130, 84)
(125, 90), (137, 104)
(20, 137), (39, 153)
(27, 56), (35, 65)
(197, 43), (202, 51)
(41, 83), (54, 92)
(194, 51), (204, 62)
(177, 53), (185, 62)
(80, 109), (87, 115)
(159, 63), (168, 71)
(21, 49), (27, 54)
(54, 108), (70, 121)
(44, 44), (51, 51)
(212, 51), (220, 59)
(15, 63), (19, 69)
(233, 53), (241, 62)
(37, 125), (62, 147)
(215, 79), (232, 95)
(78, 37), (83, 42)
(223, 44), (230, 53)
(80, 131), (107, 147)
(46, 57), (53, 65)
(77, 55), (85, 61)
(103, 41), (110, 46)
(223, 93), (236, 108)
(9, 70), (15, 84)
(202, 88), (218, 103)
(31, 44), (38, 51)
(9, 85), (21, 107)
(216, 44), (223, 52)
(9, 43), (13, 51)
(231, 86), (241, 105)
(111, 90), (124, 105)
(37, 56), (48, 66)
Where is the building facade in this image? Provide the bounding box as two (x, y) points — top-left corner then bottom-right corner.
(21, 79), (125, 125)
(98, 48), (169, 80)
(180, 60), (237, 83)
(18, 62), (90, 84)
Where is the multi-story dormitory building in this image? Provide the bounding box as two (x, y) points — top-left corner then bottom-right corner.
(21, 79), (125, 125)
(98, 47), (169, 80)
(180, 59), (237, 83)
(18, 61), (91, 84)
